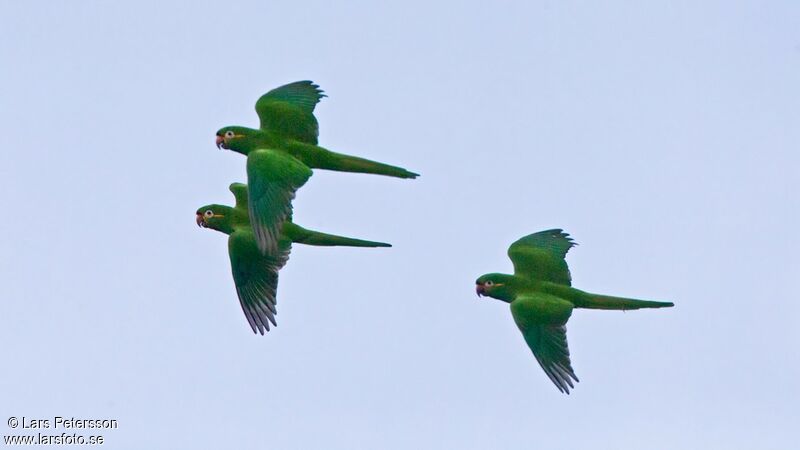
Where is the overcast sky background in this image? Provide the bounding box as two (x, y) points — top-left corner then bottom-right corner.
(1, 1), (798, 449)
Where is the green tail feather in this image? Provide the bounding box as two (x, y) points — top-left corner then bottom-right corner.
(288, 224), (391, 248)
(290, 142), (419, 179)
(576, 294), (674, 310)
(324, 152), (420, 179)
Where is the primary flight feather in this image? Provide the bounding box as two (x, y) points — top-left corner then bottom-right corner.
(475, 229), (674, 394)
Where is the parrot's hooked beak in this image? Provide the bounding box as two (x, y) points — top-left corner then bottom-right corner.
(476, 284), (485, 297)
(215, 135), (225, 149)
(196, 213), (206, 227)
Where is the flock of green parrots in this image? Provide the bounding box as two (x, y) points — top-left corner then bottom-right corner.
(196, 81), (673, 394)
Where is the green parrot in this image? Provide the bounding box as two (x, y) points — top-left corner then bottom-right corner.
(215, 81), (419, 254)
(197, 182), (390, 335)
(475, 229), (674, 394)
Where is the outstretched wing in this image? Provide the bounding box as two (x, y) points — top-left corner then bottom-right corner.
(228, 230), (292, 335)
(510, 293), (579, 394)
(255, 80), (326, 145)
(507, 229), (576, 286)
(246, 149), (313, 255)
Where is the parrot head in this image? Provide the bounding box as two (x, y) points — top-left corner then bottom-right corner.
(215, 126), (265, 155)
(475, 273), (516, 302)
(196, 204), (244, 235)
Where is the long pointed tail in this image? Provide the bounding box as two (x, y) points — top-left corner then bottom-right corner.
(291, 143), (419, 179)
(290, 225), (391, 248)
(575, 294), (674, 310)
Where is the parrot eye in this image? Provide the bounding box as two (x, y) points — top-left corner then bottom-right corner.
(485, 280), (494, 287)
(204, 210), (214, 218)
(224, 130), (235, 138)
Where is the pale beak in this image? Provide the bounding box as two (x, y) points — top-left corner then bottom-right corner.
(476, 284), (485, 297)
(215, 135), (224, 149)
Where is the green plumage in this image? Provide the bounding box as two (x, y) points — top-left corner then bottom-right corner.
(255, 80), (325, 145)
(476, 229), (673, 394)
(197, 183), (390, 335)
(245, 148), (313, 254)
(216, 81), (419, 254)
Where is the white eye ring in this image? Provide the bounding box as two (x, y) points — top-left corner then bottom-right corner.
(224, 131), (235, 138)
(204, 210), (214, 218)
(485, 280), (494, 286)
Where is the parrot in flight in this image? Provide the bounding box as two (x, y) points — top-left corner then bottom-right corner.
(197, 183), (390, 335)
(475, 229), (674, 394)
(215, 81), (419, 255)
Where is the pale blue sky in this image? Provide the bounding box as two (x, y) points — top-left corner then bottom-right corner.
(1, 1), (798, 449)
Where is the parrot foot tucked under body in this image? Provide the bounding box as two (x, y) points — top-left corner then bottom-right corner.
(475, 229), (673, 394)
(197, 183), (390, 335)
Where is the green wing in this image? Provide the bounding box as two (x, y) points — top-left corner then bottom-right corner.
(507, 229), (576, 286)
(510, 293), (579, 394)
(246, 149), (313, 255)
(229, 182), (248, 209)
(255, 80), (326, 145)
(228, 230), (292, 335)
